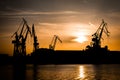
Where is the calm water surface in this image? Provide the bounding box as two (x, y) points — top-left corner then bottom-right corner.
(0, 64), (120, 80)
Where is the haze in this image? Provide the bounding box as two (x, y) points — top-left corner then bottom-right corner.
(0, 0), (120, 56)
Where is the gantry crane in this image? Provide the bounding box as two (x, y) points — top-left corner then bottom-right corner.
(12, 18), (32, 56)
(49, 35), (62, 50)
(86, 19), (110, 50)
(32, 24), (39, 52)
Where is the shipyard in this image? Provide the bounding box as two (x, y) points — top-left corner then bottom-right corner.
(0, 18), (120, 64)
(1, 0), (120, 80)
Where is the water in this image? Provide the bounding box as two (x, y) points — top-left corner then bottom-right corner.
(0, 64), (120, 80)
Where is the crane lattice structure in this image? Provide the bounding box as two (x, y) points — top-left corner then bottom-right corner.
(11, 18), (32, 56)
(32, 24), (39, 52)
(86, 19), (110, 50)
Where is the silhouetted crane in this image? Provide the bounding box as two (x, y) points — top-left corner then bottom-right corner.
(49, 35), (62, 50)
(32, 24), (39, 52)
(86, 19), (110, 50)
(12, 18), (32, 56)
(11, 32), (21, 56)
(21, 19), (32, 56)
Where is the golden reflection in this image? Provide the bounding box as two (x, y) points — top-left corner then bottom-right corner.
(79, 66), (85, 78)
(76, 66), (85, 79)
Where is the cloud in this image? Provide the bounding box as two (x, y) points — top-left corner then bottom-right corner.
(1, 0), (120, 13)
(62, 36), (76, 43)
(0, 9), (83, 16)
(39, 23), (58, 26)
(0, 33), (12, 38)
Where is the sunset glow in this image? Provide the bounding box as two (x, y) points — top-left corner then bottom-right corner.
(73, 35), (87, 43)
(0, 0), (120, 55)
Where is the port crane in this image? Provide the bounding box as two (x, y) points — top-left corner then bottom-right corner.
(86, 19), (110, 50)
(21, 19), (32, 56)
(12, 18), (32, 56)
(32, 24), (39, 52)
(49, 35), (62, 50)
(11, 32), (21, 56)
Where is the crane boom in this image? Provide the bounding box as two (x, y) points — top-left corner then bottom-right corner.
(19, 18), (26, 39)
(24, 25), (32, 41)
(49, 35), (62, 50)
(21, 19), (32, 56)
(57, 36), (62, 43)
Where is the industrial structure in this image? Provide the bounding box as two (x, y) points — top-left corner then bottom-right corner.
(86, 19), (110, 51)
(12, 18), (63, 57)
(49, 35), (62, 50)
(32, 24), (39, 52)
(9, 18), (120, 64)
(11, 18), (32, 56)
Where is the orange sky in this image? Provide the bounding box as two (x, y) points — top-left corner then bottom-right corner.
(0, 0), (120, 56)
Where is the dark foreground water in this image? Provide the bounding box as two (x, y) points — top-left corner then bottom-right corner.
(0, 64), (120, 80)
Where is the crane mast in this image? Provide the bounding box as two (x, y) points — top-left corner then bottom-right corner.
(12, 32), (21, 56)
(21, 25), (32, 56)
(49, 35), (62, 50)
(32, 24), (39, 52)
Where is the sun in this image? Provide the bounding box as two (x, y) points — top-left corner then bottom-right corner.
(73, 35), (87, 43)
(68, 24), (89, 43)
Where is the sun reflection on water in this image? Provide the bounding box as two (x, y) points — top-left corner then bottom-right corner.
(75, 66), (85, 80)
(79, 66), (85, 78)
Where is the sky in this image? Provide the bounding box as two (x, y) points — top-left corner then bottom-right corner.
(0, 0), (120, 56)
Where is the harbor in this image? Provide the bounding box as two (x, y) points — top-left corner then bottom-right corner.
(0, 19), (120, 64)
